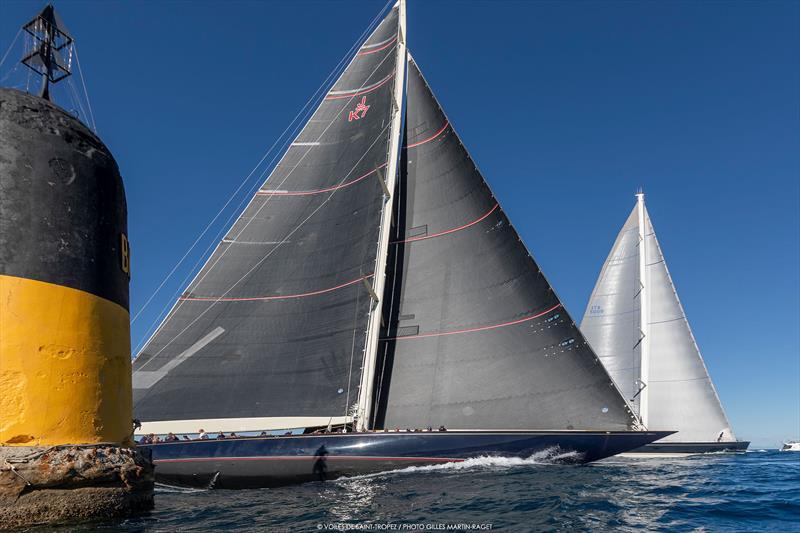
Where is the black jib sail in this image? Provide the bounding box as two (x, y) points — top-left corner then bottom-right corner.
(372, 57), (636, 431)
(133, 5), (405, 431)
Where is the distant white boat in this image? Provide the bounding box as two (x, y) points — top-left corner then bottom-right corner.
(581, 193), (749, 456)
(780, 441), (800, 452)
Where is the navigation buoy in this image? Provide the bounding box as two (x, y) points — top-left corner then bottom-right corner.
(0, 5), (152, 528)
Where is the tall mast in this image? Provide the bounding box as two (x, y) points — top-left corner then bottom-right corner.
(355, 0), (407, 431)
(636, 190), (650, 428)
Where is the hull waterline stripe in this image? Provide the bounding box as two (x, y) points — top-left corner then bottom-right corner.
(358, 36), (398, 55)
(405, 121), (449, 149)
(384, 303), (563, 341)
(257, 163), (387, 197)
(325, 72), (395, 100)
(392, 203), (500, 244)
(180, 274), (373, 302)
(155, 455), (465, 463)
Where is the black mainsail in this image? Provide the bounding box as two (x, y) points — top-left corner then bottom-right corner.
(373, 57), (636, 431)
(133, 4), (406, 432)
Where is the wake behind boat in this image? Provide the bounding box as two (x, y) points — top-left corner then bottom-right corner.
(134, 1), (670, 487)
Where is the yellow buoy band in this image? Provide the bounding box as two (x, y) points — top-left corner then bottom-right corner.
(0, 274), (132, 446)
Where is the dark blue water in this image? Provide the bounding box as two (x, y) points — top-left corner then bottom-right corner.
(39, 450), (800, 532)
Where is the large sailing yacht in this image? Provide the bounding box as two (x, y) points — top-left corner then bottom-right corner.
(134, 2), (669, 487)
(581, 193), (748, 455)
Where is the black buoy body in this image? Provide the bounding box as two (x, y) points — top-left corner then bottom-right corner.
(0, 87), (132, 446)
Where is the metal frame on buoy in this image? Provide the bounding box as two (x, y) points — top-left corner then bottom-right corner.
(21, 4), (73, 100)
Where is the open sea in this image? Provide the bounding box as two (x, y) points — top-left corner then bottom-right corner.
(30, 450), (799, 532)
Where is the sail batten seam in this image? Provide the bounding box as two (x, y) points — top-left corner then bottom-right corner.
(383, 303), (562, 340)
(257, 163), (387, 196)
(180, 274), (373, 302)
(405, 120), (449, 149)
(392, 203), (499, 244)
(358, 35), (398, 55)
(326, 72), (395, 100)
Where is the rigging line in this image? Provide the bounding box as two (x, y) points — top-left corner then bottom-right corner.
(72, 45), (96, 132)
(130, 3), (392, 329)
(187, 40), (399, 290)
(132, 64), (354, 354)
(0, 28), (22, 71)
(137, 119), (394, 369)
(134, 5), (398, 363)
(0, 62), (20, 84)
(391, 203), (499, 244)
(133, 101), (342, 353)
(343, 269), (364, 425)
(132, 93), (316, 326)
(405, 120), (449, 149)
(649, 376), (711, 383)
(132, 93), (326, 327)
(198, 22), (399, 269)
(24, 32), (32, 92)
(180, 273), (373, 302)
(66, 79), (90, 125)
(383, 304), (563, 341)
(648, 316), (685, 325)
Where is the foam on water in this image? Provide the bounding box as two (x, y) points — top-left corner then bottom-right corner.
(154, 482), (208, 494)
(337, 447), (582, 482)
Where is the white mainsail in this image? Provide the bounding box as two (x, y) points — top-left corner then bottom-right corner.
(581, 193), (736, 443)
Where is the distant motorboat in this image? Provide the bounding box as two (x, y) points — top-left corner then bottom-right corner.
(780, 441), (800, 452)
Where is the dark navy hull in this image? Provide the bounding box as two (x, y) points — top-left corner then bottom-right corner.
(624, 440), (750, 456)
(142, 430), (671, 489)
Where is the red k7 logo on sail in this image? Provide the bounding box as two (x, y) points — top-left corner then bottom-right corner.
(348, 96), (370, 122)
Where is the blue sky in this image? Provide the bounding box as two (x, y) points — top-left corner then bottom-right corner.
(1, 0), (797, 448)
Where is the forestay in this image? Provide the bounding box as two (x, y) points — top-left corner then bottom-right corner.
(579, 208), (644, 416)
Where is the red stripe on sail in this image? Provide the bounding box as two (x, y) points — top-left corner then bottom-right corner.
(405, 121), (449, 149)
(181, 274), (373, 302)
(357, 36), (398, 56)
(392, 203), (500, 244)
(387, 304), (563, 341)
(257, 163), (387, 197)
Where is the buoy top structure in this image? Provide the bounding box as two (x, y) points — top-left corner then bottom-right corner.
(0, 4), (133, 447)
